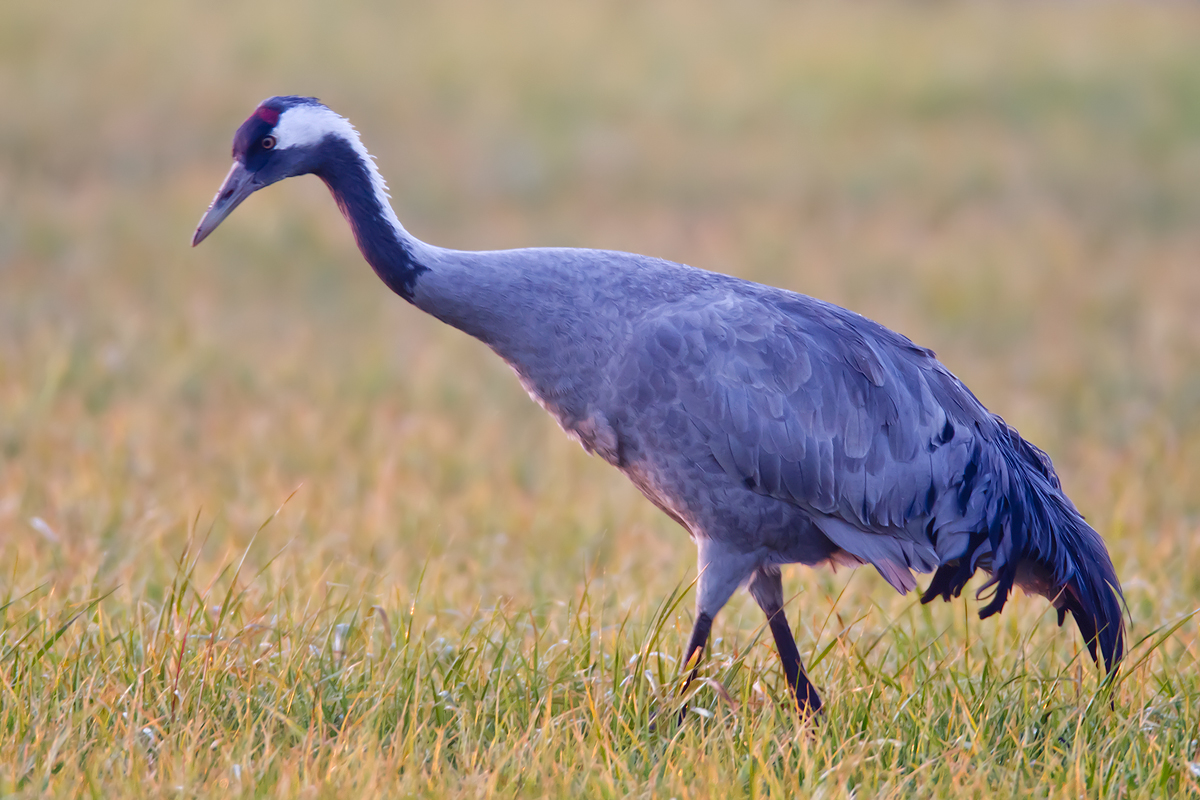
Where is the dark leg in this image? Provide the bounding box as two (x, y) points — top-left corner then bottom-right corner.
(673, 538), (757, 722)
(681, 611), (713, 691)
(748, 566), (822, 714)
(669, 611), (713, 726)
(765, 605), (822, 714)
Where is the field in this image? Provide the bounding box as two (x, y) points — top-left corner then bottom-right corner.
(3, 1), (1200, 796)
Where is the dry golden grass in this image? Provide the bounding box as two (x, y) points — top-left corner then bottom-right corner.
(2, 1), (1200, 796)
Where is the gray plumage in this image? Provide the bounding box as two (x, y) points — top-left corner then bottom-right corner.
(194, 96), (1126, 714)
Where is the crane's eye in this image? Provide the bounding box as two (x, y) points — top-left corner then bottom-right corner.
(261, 135), (277, 150)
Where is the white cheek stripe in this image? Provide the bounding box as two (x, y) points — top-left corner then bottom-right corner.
(271, 102), (405, 236)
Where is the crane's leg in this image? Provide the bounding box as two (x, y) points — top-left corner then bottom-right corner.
(678, 539), (757, 710)
(748, 565), (822, 714)
(681, 611), (713, 689)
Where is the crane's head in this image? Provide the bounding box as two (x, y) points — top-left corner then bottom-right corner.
(192, 96), (366, 246)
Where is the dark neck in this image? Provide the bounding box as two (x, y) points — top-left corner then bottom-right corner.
(313, 137), (427, 302)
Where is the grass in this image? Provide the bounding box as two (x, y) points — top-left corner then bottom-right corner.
(2, 0), (1200, 796)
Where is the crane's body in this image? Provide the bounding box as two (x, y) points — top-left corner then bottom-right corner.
(195, 96), (1125, 713)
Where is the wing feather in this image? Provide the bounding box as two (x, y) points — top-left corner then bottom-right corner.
(634, 288), (997, 590)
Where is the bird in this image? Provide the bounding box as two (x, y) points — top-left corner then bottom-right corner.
(193, 96), (1125, 714)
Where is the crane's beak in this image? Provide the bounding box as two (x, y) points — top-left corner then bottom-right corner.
(192, 161), (262, 246)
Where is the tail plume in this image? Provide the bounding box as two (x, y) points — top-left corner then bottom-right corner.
(921, 423), (1126, 672)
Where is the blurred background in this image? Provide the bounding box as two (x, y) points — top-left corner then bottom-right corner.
(2, 0), (1199, 654)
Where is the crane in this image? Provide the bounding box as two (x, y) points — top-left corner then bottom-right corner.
(193, 96), (1125, 714)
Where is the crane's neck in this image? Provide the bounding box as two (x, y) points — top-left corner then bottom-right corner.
(306, 131), (620, 431)
(312, 136), (430, 302)
(309, 132), (529, 346)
